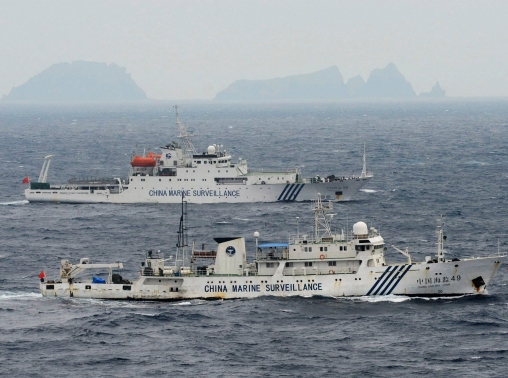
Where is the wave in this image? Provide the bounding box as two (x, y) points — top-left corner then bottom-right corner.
(413, 294), (468, 301)
(214, 221), (230, 224)
(172, 299), (208, 306)
(465, 160), (488, 166)
(0, 200), (29, 206)
(65, 298), (151, 309)
(233, 217), (251, 221)
(342, 294), (412, 303)
(172, 301), (193, 306)
(360, 189), (378, 193)
(0, 291), (41, 300)
(335, 294), (468, 302)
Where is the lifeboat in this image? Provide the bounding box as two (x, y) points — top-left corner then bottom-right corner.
(145, 152), (162, 159)
(130, 156), (156, 167)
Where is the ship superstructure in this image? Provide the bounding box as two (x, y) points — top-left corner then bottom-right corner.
(25, 107), (372, 204)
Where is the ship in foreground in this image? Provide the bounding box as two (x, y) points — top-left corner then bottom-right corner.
(40, 195), (505, 300)
(24, 106), (371, 204)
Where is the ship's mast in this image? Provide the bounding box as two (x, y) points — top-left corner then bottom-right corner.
(176, 193), (188, 266)
(313, 194), (334, 241)
(360, 142), (367, 178)
(174, 105), (197, 162)
(436, 216), (445, 263)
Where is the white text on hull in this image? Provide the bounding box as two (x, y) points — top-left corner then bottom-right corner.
(40, 196), (505, 300)
(25, 107), (372, 204)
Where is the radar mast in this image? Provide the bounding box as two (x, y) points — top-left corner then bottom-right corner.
(313, 194), (334, 241)
(174, 105), (197, 162)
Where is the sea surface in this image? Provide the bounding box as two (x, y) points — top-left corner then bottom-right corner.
(1, 100), (508, 377)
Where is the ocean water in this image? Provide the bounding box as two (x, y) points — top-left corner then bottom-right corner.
(1, 100), (508, 377)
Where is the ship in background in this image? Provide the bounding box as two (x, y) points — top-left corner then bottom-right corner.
(25, 106), (372, 204)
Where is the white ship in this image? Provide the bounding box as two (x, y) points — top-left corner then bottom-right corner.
(25, 106), (371, 204)
(40, 195), (505, 300)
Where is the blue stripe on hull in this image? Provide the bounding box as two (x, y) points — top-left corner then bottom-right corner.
(283, 184), (299, 201)
(291, 184), (305, 201)
(372, 265), (402, 295)
(365, 266), (393, 295)
(386, 264), (413, 295)
(277, 184), (291, 201)
(378, 265), (407, 295)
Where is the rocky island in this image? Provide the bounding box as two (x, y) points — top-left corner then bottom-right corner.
(419, 81), (446, 98)
(2, 61), (147, 102)
(215, 63), (441, 101)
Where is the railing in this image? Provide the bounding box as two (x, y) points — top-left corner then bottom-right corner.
(67, 177), (120, 185)
(140, 263), (359, 278)
(192, 251), (217, 258)
(304, 175), (362, 183)
(289, 234), (317, 245)
(247, 168), (299, 174)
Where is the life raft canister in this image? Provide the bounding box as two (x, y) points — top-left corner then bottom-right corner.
(319, 254), (325, 260)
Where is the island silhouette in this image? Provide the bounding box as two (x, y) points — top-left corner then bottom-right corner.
(215, 63), (445, 101)
(2, 61), (147, 102)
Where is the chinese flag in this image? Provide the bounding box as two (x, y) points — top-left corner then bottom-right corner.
(38, 270), (45, 279)
(22, 177), (29, 184)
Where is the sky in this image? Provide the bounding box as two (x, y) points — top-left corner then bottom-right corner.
(1, 0), (508, 99)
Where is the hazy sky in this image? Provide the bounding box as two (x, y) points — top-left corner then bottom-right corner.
(1, 0), (507, 99)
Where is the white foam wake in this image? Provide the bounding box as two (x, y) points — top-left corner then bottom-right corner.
(414, 295), (467, 301)
(0, 291), (41, 300)
(0, 200), (29, 206)
(360, 189), (378, 193)
(172, 301), (193, 306)
(337, 294), (411, 303)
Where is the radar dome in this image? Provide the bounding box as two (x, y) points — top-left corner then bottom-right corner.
(254, 231), (260, 238)
(353, 222), (368, 236)
(207, 145), (216, 154)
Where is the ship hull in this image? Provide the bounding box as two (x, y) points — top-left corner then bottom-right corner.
(26, 177), (371, 204)
(40, 256), (504, 300)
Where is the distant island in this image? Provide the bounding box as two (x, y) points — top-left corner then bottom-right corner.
(215, 63), (445, 101)
(2, 61), (147, 102)
(419, 81), (446, 98)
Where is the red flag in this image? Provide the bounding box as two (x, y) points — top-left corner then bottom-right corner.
(38, 270), (45, 279)
(22, 176), (29, 184)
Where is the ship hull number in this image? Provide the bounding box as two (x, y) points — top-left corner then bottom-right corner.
(416, 275), (461, 287)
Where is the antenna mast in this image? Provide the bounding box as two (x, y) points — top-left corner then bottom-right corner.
(174, 105), (197, 162)
(176, 193), (188, 266)
(361, 142), (367, 178)
(313, 194), (333, 241)
(436, 216), (445, 263)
